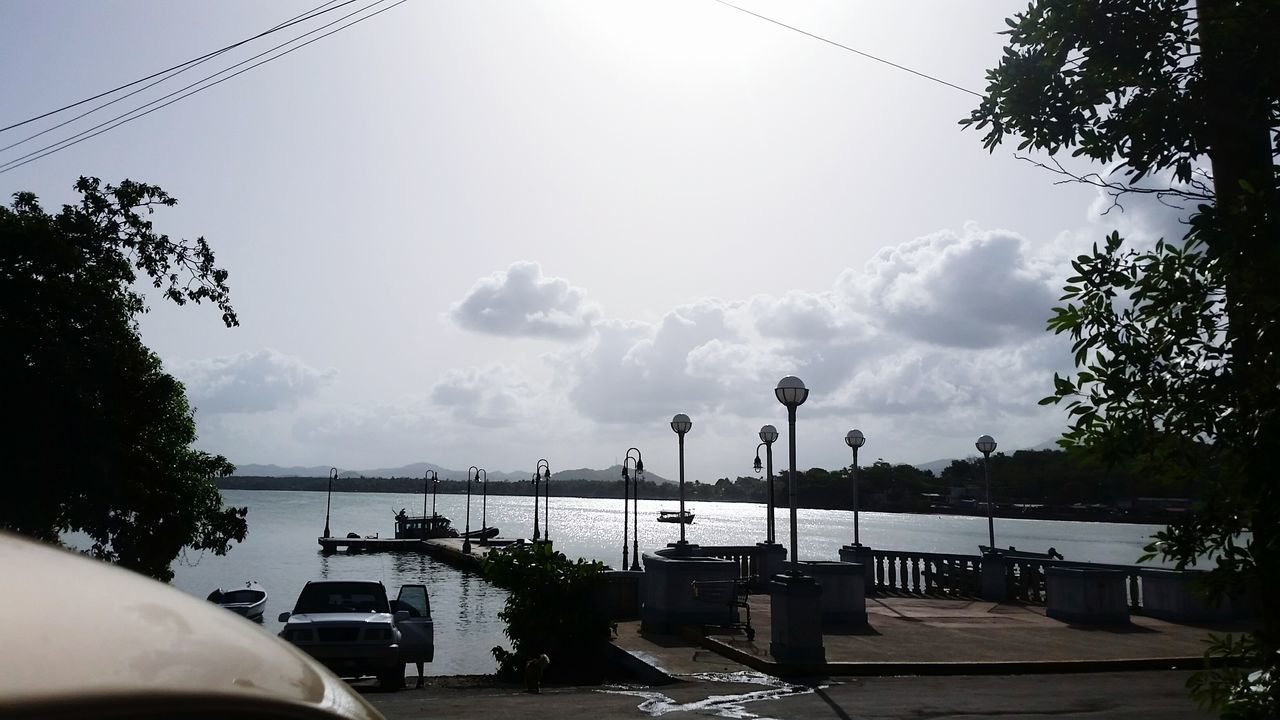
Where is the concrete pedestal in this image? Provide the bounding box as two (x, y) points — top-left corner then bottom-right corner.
(598, 569), (645, 621)
(1139, 568), (1233, 622)
(980, 553), (1009, 602)
(801, 560), (867, 627)
(640, 550), (738, 634)
(838, 544), (875, 594)
(1046, 567), (1129, 624)
(755, 542), (787, 589)
(769, 573), (825, 664)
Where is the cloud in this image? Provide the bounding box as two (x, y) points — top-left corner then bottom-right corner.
(430, 364), (539, 428)
(553, 222), (1073, 438)
(841, 223), (1059, 349)
(176, 349), (335, 414)
(449, 261), (601, 340)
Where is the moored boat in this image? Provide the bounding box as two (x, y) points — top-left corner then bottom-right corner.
(207, 581), (267, 620)
(657, 509), (694, 524)
(394, 510), (460, 540)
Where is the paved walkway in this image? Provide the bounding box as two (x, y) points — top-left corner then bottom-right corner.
(614, 595), (1248, 675)
(362, 596), (1233, 719)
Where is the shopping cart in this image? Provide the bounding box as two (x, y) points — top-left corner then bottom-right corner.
(690, 578), (755, 640)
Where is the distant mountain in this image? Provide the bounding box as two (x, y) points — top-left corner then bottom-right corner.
(232, 461), (669, 483)
(911, 439), (1063, 477)
(552, 465), (671, 484)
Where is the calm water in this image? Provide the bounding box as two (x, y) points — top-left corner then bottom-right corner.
(168, 489), (1167, 676)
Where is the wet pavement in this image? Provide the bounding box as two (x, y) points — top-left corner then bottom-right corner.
(362, 595), (1229, 718)
(363, 670), (1211, 719)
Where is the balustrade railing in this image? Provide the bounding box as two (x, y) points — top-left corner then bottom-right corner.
(699, 545), (761, 580)
(693, 545), (1147, 611)
(870, 550), (983, 597)
(1004, 557), (1144, 612)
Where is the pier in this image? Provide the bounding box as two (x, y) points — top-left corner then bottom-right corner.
(317, 533), (537, 574)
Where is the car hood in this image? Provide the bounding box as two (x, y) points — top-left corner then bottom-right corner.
(288, 613), (394, 624)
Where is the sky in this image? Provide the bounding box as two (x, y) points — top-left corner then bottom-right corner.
(0, 1), (1188, 481)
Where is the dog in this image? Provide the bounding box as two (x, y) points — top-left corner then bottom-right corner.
(524, 654), (551, 693)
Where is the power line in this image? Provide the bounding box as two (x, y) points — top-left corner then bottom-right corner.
(0, 0), (407, 175)
(710, 0), (983, 98)
(0, 1), (354, 154)
(0, 0), (359, 135)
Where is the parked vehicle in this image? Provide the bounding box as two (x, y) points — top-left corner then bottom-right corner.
(0, 531), (383, 720)
(207, 580), (267, 620)
(278, 580), (433, 689)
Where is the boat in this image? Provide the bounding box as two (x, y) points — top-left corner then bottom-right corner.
(207, 581), (267, 620)
(657, 509), (694, 524)
(980, 545), (1064, 560)
(393, 510), (460, 540)
(460, 526), (500, 540)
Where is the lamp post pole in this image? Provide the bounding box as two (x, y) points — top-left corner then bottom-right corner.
(532, 467), (541, 541)
(845, 430), (866, 546)
(323, 467), (337, 538)
(432, 475), (439, 516)
(423, 470), (437, 521)
(621, 457), (634, 570)
(463, 466), (477, 554)
(537, 459), (551, 542)
(755, 424), (778, 543)
(670, 414), (693, 547)
(478, 468), (488, 542)
(976, 435), (998, 550)
(775, 377), (809, 575)
(627, 447), (643, 570)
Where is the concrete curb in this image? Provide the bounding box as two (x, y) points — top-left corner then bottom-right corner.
(605, 642), (681, 685)
(697, 634), (1207, 677)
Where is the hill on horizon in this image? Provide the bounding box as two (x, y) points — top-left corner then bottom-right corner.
(233, 462), (671, 484)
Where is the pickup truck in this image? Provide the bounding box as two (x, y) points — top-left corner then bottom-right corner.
(278, 580), (434, 689)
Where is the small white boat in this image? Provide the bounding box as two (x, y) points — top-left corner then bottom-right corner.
(208, 581), (267, 620)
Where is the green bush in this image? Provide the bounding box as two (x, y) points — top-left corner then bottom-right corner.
(481, 542), (611, 682)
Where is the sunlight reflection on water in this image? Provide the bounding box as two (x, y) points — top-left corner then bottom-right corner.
(158, 489), (1166, 675)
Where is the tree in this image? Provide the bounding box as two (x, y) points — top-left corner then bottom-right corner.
(482, 543), (610, 682)
(0, 177), (246, 582)
(963, 1), (1278, 715)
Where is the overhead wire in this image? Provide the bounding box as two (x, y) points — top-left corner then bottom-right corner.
(0, 0), (353, 154)
(0, 0), (408, 175)
(710, 0), (983, 98)
(0, 0), (358, 135)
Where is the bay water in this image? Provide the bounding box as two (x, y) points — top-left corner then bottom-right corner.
(169, 489), (1167, 676)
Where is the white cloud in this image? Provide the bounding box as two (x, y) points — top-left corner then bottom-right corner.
(430, 364), (540, 428)
(841, 223), (1059, 349)
(449, 261), (601, 340)
(176, 349), (335, 414)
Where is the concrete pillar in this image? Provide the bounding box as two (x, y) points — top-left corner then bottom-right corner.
(769, 574), (825, 664)
(802, 560), (867, 627)
(980, 553), (1009, 602)
(755, 542), (787, 589)
(838, 544), (875, 595)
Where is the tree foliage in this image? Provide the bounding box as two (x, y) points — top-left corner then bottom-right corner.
(0, 177), (246, 581)
(965, 1), (1279, 714)
(481, 542), (610, 682)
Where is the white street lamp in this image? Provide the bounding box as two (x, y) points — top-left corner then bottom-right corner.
(845, 429), (866, 546)
(670, 413), (693, 547)
(976, 434), (997, 550)
(775, 377), (809, 575)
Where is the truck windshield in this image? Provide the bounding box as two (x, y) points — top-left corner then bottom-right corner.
(293, 582), (390, 614)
